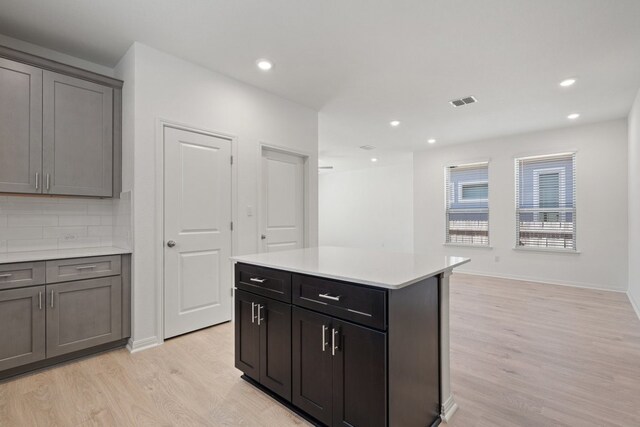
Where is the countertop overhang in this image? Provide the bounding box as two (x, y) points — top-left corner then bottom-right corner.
(0, 247), (132, 264)
(231, 246), (470, 290)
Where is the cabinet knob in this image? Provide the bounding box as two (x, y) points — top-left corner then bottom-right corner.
(167, 240), (177, 248)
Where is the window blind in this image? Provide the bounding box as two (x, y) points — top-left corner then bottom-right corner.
(515, 153), (576, 250)
(445, 162), (489, 246)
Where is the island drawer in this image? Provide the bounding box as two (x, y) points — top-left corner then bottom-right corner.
(45, 256), (121, 284)
(292, 274), (387, 330)
(0, 262), (46, 290)
(235, 263), (292, 303)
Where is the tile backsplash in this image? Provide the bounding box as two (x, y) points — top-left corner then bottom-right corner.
(0, 191), (132, 253)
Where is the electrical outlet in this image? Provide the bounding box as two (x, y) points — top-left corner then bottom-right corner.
(63, 234), (78, 241)
(247, 206), (254, 217)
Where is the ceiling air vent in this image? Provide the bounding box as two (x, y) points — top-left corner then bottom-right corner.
(360, 145), (376, 150)
(449, 96), (478, 107)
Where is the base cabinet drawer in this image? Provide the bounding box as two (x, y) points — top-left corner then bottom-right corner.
(45, 255), (121, 284)
(0, 286), (46, 371)
(46, 277), (122, 358)
(236, 263), (292, 303)
(0, 262), (45, 290)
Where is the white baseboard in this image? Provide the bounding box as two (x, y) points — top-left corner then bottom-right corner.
(456, 269), (626, 293)
(127, 336), (161, 353)
(440, 395), (459, 422)
(629, 291), (640, 322)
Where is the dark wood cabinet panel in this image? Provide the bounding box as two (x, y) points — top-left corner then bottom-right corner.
(292, 307), (334, 426)
(259, 296), (292, 401)
(332, 319), (387, 427)
(234, 289), (260, 380)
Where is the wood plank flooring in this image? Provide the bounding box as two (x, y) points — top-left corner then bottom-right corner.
(1, 274), (639, 426)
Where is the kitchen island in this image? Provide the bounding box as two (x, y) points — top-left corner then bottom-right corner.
(231, 246), (469, 427)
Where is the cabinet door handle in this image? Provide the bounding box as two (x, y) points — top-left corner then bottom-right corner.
(249, 277), (266, 284)
(322, 325), (328, 352)
(50, 290), (54, 308)
(257, 304), (264, 326)
(251, 302), (256, 324)
(46, 174), (50, 191)
(38, 291), (42, 310)
(0, 273), (12, 278)
(319, 293), (341, 302)
(332, 328), (339, 356)
(75, 265), (97, 270)
(35, 172), (39, 190)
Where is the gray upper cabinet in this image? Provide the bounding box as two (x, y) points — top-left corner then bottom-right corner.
(0, 58), (42, 194)
(0, 45), (122, 198)
(0, 286), (46, 371)
(43, 71), (113, 197)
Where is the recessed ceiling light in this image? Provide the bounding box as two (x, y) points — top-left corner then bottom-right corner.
(256, 59), (273, 71)
(560, 78), (576, 87)
(389, 120), (400, 127)
(428, 138), (436, 144)
(371, 158), (378, 162)
(567, 113), (580, 120)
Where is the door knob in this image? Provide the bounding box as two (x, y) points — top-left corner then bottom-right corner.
(167, 240), (176, 248)
(261, 234), (266, 240)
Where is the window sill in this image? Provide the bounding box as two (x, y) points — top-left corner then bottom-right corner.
(513, 247), (580, 254)
(444, 243), (493, 250)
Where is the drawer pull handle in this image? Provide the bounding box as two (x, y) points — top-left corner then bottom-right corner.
(319, 293), (341, 302)
(0, 273), (13, 278)
(76, 265), (97, 270)
(249, 277), (267, 284)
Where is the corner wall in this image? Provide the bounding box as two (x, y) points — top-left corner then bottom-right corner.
(629, 89), (640, 316)
(319, 161), (414, 252)
(115, 43), (319, 349)
(414, 119), (629, 291)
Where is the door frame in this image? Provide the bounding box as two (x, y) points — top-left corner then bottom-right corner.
(155, 119), (238, 344)
(257, 143), (311, 252)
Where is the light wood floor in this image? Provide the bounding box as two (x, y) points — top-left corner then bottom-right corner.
(1, 274), (639, 426)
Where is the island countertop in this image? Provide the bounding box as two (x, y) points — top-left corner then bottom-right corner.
(231, 246), (470, 290)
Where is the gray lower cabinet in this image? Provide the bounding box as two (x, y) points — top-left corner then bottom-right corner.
(42, 71), (114, 197)
(0, 286), (46, 371)
(0, 57), (42, 194)
(46, 276), (122, 358)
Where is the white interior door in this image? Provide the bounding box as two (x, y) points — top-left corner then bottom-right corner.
(164, 127), (232, 339)
(261, 148), (305, 252)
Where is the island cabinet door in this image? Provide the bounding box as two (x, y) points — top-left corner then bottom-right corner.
(292, 307), (334, 426)
(259, 297), (292, 401)
(235, 289), (260, 380)
(332, 319), (387, 427)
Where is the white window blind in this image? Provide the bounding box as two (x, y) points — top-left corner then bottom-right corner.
(515, 153), (576, 251)
(445, 162), (489, 246)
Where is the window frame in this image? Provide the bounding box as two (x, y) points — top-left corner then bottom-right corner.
(444, 161), (490, 247)
(514, 152), (577, 252)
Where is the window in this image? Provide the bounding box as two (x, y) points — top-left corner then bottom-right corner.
(445, 162), (489, 246)
(515, 153), (576, 251)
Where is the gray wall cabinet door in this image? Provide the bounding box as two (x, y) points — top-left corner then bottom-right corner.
(42, 71), (113, 197)
(0, 58), (43, 194)
(46, 277), (122, 357)
(0, 286), (46, 371)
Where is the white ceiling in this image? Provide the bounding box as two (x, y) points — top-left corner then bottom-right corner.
(2, 0), (639, 171)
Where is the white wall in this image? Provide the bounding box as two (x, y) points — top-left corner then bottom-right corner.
(629, 89), (640, 315)
(415, 119), (629, 291)
(319, 162), (414, 252)
(115, 43), (318, 349)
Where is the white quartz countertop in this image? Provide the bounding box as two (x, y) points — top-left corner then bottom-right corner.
(0, 247), (132, 264)
(231, 246), (470, 289)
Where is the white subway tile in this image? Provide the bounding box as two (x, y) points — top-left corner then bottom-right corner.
(0, 240), (6, 253)
(8, 215), (58, 227)
(57, 236), (102, 249)
(87, 203), (114, 215)
(43, 226), (88, 239)
(0, 215), (6, 226)
(100, 216), (114, 225)
(87, 225), (113, 237)
(42, 202), (88, 215)
(0, 226), (44, 240)
(58, 215), (102, 226)
(7, 238), (58, 252)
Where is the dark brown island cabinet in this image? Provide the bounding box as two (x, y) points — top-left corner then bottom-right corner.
(233, 247), (469, 427)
